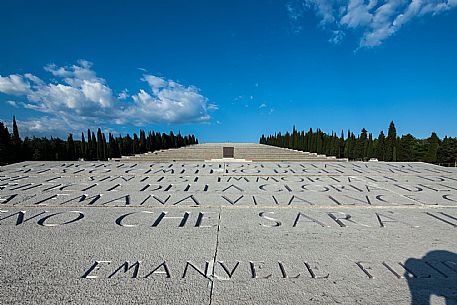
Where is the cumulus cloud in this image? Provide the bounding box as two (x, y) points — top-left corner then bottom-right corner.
(0, 74), (31, 95)
(6, 100), (18, 107)
(287, 0), (457, 47)
(15, 116), (85, 138)
(117, 89), (129, 100)
(128, 76), (214, 124)
(0, 60), (216, 135)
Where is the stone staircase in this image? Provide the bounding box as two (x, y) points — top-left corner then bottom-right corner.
(119, 143), (346, 162)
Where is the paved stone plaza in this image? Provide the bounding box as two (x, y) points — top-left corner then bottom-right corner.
(1, 146), (457, 304)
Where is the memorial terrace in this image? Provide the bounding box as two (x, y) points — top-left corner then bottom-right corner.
(1, 146), (457, 304)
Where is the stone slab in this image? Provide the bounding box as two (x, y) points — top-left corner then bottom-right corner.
(121, 143), (346, 162)
(1, 161), (457, 304)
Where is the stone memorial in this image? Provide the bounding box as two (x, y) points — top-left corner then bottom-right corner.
(223, 147), (234, 158)
(1, 144), (457, 304)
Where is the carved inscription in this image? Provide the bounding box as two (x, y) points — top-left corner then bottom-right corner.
(82, 260), (457, 280)
(1, 209), (457, 228)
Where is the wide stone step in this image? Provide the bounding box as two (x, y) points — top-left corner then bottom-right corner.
(118, 143), (345, 162)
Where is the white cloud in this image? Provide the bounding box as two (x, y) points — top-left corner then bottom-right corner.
(6, 116), (119, 138)
(341, 0), (373, 28)
(287, 0), (457, 47)
(16, 116), (84, 138)
(127, 74), (216, 124)
(0, 74), (30, 95)
(6, 100), (18, 107)
(118, 89), (129, 100)
(0, 60), (216, 135)
(143, 74), (167, 90)
(207, 103), (218, 110)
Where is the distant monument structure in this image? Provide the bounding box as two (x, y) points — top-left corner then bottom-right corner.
(121, 143), (345, 162)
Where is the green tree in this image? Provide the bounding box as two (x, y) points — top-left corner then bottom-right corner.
(102, 133), (107, 160)
(377, 131), (386, 161)
(91, 132), (97, 160)
(81, 132), (86, 159)
(424, 132), (440, 163)
(87, 129), (93, 160)
(397, 134), (415, 162)
(11, 116), (22, 161)
(339, 130), (345, 158)
(386, 121), (397, 161)
(66, 134), (76, 160)
(437, 137), (457, 164)
(0, 122), (12, 164)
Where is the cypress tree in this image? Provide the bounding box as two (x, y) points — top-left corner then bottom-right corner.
(87, 129), (93, 160)
(81, 132), (86, 160)
(339, 130), (345, 158)
(66, 134), (75, 160)
(125, 134), (133, 155)
(350, 133), (356, 159)
(11, 116), (22, 161)
(377, 131), (386, 161)
(386, 121), (397, 161)
(107, 133), (112, 158)
(96, 128), (103, 160)
(118, 134), (124, 155)
(102, 133), (107, 160)
(367, 133), (374, 159)
(424, 132), (440, 163)
(344, 130), (351, 159)
(91, 132), (97, 160)
(0, 122), (12, 165)
(139, 130), (146, 153)
(360, 128), (368, 160)
(398, 134), (415, 162)
(133, 133), (139, 154)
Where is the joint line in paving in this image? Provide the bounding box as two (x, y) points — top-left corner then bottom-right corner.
(208, 206), (222, 305)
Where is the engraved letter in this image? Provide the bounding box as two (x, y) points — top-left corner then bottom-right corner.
(304, 261), (329, 278)
(82, 261), (112, 279)
(37, 211), (84, 227)
(0, 210), (47, 225)
(115, 211), (154, 227)
(144, 262), (171, 278)
(182, 261), (209, 278)
(249, 261), (272, 279)
(259, 211), (281, 227)
(152, 211), (190, 227)
(195, 212), (218, 228)
(356, 261), (374, 279)
(293, 212), (329, 227)
(327, 212), (370, 228)
(108, 261), (142, 278)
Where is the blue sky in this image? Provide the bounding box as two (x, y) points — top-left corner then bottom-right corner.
(1, 0), (456, 142)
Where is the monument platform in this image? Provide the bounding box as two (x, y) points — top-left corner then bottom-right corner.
(1, 160), (457, 304)
(120, 143), (344, 162)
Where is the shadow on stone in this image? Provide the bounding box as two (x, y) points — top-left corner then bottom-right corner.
(406, 250), (457, 304)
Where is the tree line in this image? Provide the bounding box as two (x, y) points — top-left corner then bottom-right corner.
(260, 121), (457, 164)
(0, 116), (198, 165)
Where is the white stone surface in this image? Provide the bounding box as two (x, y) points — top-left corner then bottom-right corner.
(122, 143), (345, 162)
(1, 160), (457, 304)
